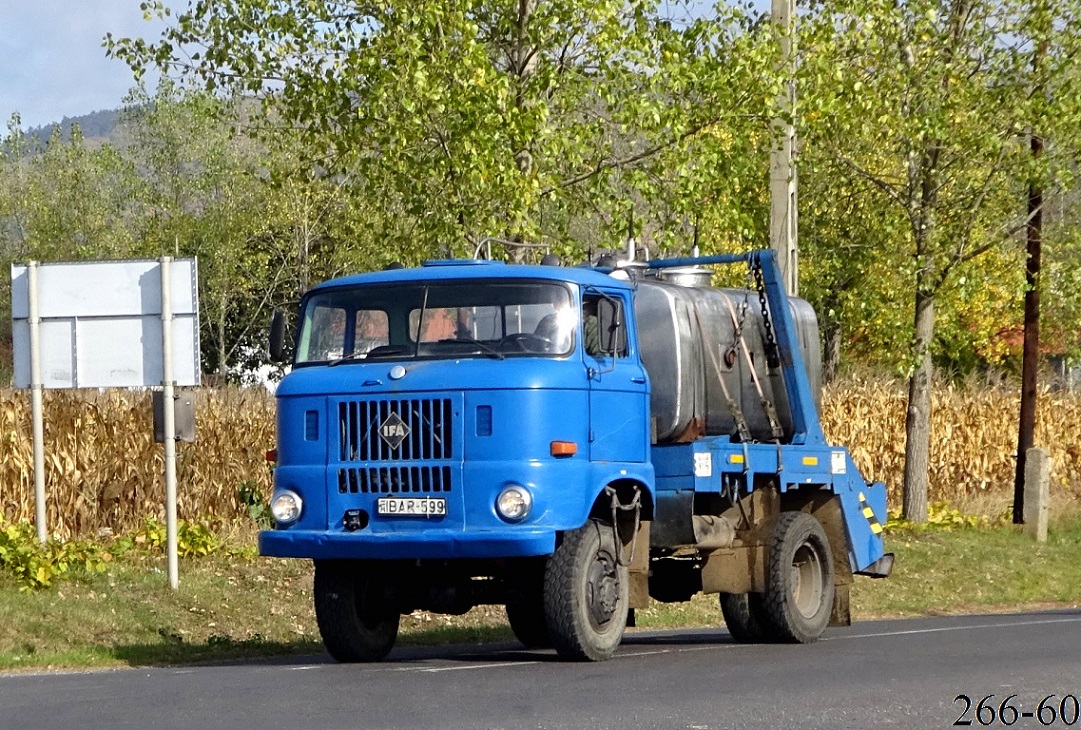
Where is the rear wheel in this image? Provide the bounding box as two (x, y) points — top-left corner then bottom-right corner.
(314, 560), (400, 662)
(719, 591), (771, 643)
(543, 519), (629, 661)
(761, 512), (835, 643)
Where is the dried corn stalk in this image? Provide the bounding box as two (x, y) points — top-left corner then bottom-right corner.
(1, 380), (1078, 539)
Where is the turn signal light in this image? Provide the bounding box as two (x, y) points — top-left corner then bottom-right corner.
(550, 441), (578, 457)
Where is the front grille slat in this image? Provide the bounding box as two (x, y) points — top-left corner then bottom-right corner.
(335, 397), (454, 494)
(424, 400), (433, 460)
(337, 465), (453, 494)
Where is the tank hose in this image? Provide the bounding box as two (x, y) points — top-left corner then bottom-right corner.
(690, 301), (752, 442)
(719, 292), (785, 441)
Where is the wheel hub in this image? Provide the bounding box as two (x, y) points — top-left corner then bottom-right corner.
(587, 552), (620, 628)
(790, 543), (825, 619)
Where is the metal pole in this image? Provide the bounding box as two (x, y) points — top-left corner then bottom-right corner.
(27, 261), (47, 544)
(160, 256), (179, 589)
(770, 0), (798, 296)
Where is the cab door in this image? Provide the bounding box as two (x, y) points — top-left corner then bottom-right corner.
(583, 291), (649, 463)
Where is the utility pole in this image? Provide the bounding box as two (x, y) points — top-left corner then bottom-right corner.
(1014, 128), (1043, 524)
(770, 0), (798, 295)
(1014, 29), (1049, 525)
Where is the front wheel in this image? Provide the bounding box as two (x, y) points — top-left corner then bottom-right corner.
(543, 519), (629, 661)
(314, 560), (400, 662)
(761, 512), (835, 643)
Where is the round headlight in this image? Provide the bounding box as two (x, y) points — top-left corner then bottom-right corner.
(271, 490), (303, 526)
(496, 485), (533, 522)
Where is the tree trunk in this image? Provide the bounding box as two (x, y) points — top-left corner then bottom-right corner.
(821, 291), (842, 384)
(900, 111), (941, 524)
(902, 285), (934, 523)
(823, 325), (841, 385)
(505, 0), (538, 265)
(217, 290), (229, 382)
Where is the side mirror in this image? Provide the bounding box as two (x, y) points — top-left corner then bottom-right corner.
(596, 298), (626, 356)
(269, 310), (286, 362)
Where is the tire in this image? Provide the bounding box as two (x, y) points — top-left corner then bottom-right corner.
(314, 560), (400, 662)
(719, 591), (771, 643)
(505, 599), (552, 649)
(761, 512), (835, 643)
(543, 519), (629, 661)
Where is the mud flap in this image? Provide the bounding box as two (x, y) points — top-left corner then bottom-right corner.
(627, 521), (651, 608)
(700, 544), (768, 595)
(829, 582), (851, 627)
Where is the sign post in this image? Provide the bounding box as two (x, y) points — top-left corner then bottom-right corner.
(160, 256), (179, 589)
(27, 262), (47, 543)
(11, 258), (199, 587)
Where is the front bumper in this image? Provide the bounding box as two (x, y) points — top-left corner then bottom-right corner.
(259, 527), (557, 560)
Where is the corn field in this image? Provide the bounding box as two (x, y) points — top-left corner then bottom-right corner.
(821, 376), (1081, 510)
(1, 381), (1079, 539)
(0, 388), (275, 539)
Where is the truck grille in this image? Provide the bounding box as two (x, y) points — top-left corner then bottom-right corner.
(337, 465), (453, 494)
(337, 398), (454, 462)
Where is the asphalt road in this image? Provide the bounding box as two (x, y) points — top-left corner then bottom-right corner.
(3, 611), (1080, 730)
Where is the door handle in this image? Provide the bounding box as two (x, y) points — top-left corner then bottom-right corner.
(631, 376), (647, 384)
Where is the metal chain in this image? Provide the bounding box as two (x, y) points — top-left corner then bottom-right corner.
(752, 259), (781, 370)
(722, 474), (752, 531)
(733, 294), (750, 344)
(605, 485), (642, 567)
(733, 261), (756, 342)
(750, 256), (785, 441)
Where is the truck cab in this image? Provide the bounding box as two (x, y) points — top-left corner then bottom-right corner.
(262, 261), (652, 558)
(261, 252), (891, 662)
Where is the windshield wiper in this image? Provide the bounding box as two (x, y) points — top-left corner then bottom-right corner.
(437, 338), (505, 360)
(414, 285), (430, 359)
(327, 352), (365, 367)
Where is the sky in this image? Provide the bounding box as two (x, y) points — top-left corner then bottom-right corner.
(0, 1), (166, 130)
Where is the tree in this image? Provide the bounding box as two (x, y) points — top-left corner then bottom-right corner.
(108, 1), (783, 261)
(0, 115), (147, 383)
(123, 85), (263, 379)
(800, 0), (1081, 521)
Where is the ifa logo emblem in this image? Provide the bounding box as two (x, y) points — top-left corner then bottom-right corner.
(378, 412), (410, 450)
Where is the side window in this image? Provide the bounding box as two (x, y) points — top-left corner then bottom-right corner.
(304, 305), (347, 361)
(583, 294), (628, 358)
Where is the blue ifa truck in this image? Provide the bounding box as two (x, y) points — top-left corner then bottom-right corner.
(261, 249), (892, 662)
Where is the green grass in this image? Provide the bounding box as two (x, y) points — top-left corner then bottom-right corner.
(2, 516), (1080, 671)
(848, 516), (1081, 617)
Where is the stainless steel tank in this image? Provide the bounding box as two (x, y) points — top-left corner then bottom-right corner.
(633, 279), (822, 444)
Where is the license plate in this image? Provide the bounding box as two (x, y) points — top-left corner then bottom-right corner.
(376, 497), (447, 516)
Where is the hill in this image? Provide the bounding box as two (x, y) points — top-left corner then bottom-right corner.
(24, 108), (120, 146)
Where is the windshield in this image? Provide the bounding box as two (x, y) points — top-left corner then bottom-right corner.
(295, 280), (577, 364)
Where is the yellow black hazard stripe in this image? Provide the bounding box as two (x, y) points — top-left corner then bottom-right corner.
(858, 492), (884, 535)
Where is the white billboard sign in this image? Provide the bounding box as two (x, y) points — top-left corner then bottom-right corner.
(11, 259), (200, 388)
